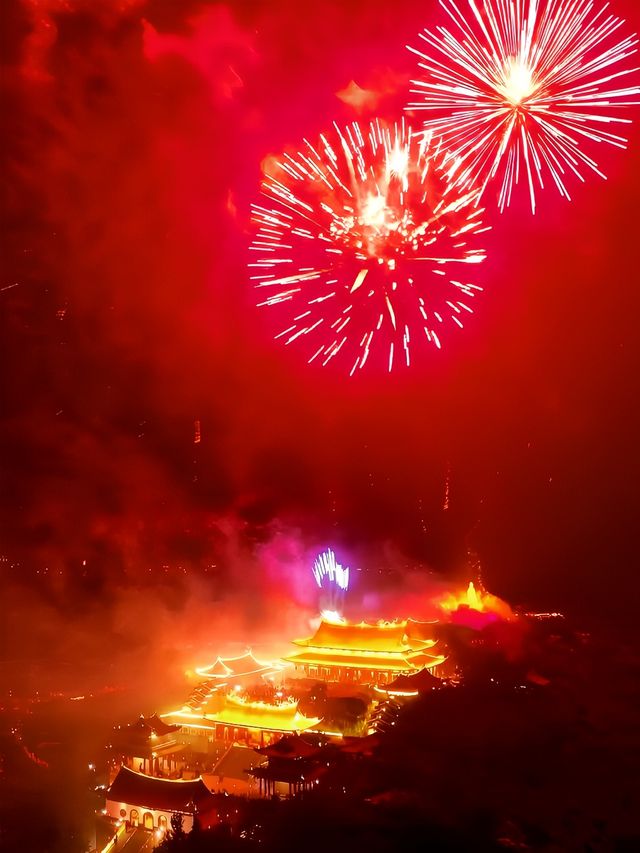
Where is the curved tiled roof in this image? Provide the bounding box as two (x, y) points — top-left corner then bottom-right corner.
(292, 619), (434, 654)
(196, 651), (279, 680)
(381, 667), (444, 693)
(212, 745), (263, 780)
(198, 658), (232, 678)
(107, 766), (215, 813)
(165, 694), (321, 734)
(284, 648), (445, 672)
(255, 734), (321, 759)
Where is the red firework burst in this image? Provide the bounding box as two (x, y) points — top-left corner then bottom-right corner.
(407, 0), (640, 212)
(249, 119), (488, 375)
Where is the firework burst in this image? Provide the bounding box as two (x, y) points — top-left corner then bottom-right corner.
(249, 119), (488, 374)
(313, 548), (349, 618)
(313, 548), (350, 593)
(407, 0), (640, 212)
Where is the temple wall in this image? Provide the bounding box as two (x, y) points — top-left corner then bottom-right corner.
(105, 799), (194, 834)
(301, 664), (396, 685)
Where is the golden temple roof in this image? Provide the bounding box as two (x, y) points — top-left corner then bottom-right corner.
(163, 694), (320, 734)
(195, 651), (279, 681)
(284, 648), (446, 672)
(292, 618), (436, 654)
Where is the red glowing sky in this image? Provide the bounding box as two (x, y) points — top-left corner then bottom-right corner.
(2, 0), (640, 622)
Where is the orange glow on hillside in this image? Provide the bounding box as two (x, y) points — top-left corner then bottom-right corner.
(439, 582), (514, 622)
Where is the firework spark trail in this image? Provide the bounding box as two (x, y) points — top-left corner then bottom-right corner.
(313, 548), (350, 591)
(249, 119), (488, 373)
(407, 0), (640, 212)
(312, 548), (349, 617)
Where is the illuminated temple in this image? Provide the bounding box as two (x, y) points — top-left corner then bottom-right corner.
(283, 617), (447, 684)
(103, 614), (452, 835)
(159, 652), (320, 749)
(162, 693), (321, 748)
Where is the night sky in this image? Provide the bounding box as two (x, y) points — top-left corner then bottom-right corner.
(3, 0), (640, 627)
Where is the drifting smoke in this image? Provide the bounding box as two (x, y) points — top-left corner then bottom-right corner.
(3, 3), (640, 852)
(3, 0), (640, 710)
(3, 521), (326, 702)
(1, 0), (465, 593)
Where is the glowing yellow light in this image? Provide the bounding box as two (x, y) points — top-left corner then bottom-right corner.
(387, 144), (409, 180)
(440, 581), (485, 612)
(360, 194), (387, 228)
(500, 58), (536, 105)
(320, 609), (346, 624)
(350, 268), (368, 294)
(466, 580), (481, 609)
(438, 580), (514, 620)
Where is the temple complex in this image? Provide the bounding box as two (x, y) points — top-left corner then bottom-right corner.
(283, 616), (447, 684)
(101, 610), (450, 846)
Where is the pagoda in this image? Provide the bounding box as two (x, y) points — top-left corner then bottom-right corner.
(283, 616), (446, 684)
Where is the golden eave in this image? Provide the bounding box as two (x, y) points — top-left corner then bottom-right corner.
(162, 695), (321, 734)
(292, 618), (437, 655)
(284, 648), (446, 672)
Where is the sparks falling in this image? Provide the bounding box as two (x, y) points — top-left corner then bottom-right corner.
(249, 119), (488, 373)
(407, 0), (640, 212)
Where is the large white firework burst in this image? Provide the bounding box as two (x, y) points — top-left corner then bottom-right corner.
(407, 0), (640, 212)
(249, 119), (488, 374)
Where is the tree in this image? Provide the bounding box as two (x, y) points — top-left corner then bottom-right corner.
(170, 812), (186, 840)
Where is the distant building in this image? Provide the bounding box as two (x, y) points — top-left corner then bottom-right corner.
(373, 666), (445, 699)
(105, 766), (217, 833)
(192, 651), (283, 689)
(248, 732), (383, 798)
(284, 617), (447, 684)
(110, 714), (184, 778)
(249, 734), (326, 798)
